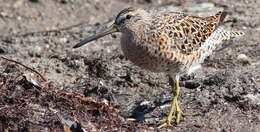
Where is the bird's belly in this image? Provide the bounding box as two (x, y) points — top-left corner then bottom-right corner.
(121, 38), (169, 73)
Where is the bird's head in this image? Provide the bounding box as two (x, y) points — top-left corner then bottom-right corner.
(73, 7), (150, 48)
(114, 7), (150, 33)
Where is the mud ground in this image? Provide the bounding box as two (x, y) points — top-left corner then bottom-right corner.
(0, 0), (259, 131)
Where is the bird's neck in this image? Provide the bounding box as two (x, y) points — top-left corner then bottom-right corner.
(127, 21), (151, 40)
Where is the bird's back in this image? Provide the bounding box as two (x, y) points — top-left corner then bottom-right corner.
(139, 11), (244, 74)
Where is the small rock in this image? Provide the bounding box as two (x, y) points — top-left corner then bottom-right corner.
(111, 34), (117, 38)
(101, 99), (109, 106)
(140, 100), (150, 106)
(2, 37), (13, 43)
(45, 44), (50, 49)
(34, 45), (43, 53)
(0, 47), (6, 54)
(94, 22), (100, 26)
(17, 16), (22, 21)
(55, 68), (62, 73)
(99, 80), (104, 86)
(4, 64), (20, 73)
(159, 103), (170, 109)
(59, 37), (69, 43)
(24, 73), (40, 87)
(237, 54), (250, 65)
(29, 0), (39, 3)
(184, 81), (200, 89)
(200, 2), (215, 9)
(13, 0), (24, 8)
(245, 94), (260, 107)
(126, 118), (136, 121)
(0, 11), (8, 17)
(28, 45), (43, 57)
(59, 0), (68, 4)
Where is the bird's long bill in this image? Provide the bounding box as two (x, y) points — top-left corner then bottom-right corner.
(73, 24), (118, 48)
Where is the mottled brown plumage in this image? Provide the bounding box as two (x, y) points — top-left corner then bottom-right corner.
(73, 7), (244, 128)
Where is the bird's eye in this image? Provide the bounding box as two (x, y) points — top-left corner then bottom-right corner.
(126, 15), (132, 19)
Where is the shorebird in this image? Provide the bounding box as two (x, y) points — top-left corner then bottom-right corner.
(73, 7), (244, 128)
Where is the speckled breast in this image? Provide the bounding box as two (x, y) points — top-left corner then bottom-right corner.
(120, 33), (174, 73)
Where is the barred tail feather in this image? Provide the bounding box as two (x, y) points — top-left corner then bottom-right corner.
(187, 27), (244, 74)
(196, 27), (244, 64)
(198, 27), (224, 60)
(221, 31), (245, 40)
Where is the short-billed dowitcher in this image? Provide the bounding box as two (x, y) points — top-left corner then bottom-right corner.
(73, 7), (244, 128)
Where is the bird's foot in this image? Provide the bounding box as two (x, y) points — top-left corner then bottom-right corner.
(158, 97), (196, 128)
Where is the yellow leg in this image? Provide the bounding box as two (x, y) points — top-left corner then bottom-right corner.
(158, 75), (195, 128)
